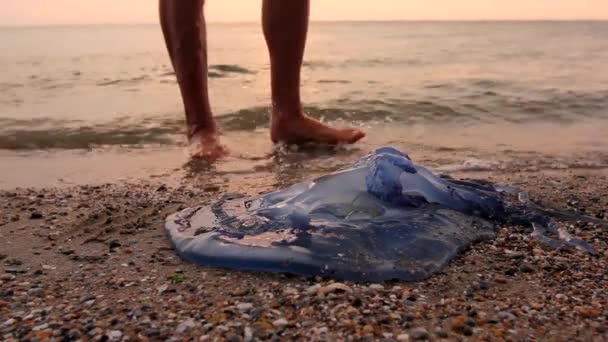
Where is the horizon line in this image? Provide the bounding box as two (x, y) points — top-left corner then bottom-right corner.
(1, 18), (607, 28)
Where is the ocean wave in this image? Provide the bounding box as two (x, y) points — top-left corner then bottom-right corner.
(317, 79), (351, 84)
(1, 89), (607, 150)
(434, 156), (608, 173)
(214, 105), (397, 132)
(486, 89), (608, 123)
(0, 124), (179, 150)
(0, 101), (466, 150)
(1, 63), (254, 94)
(209, 64), (254, 74)
(0, 82), (24, 91)
(303, 57), (425, 69)
(96, 75), (150, 87)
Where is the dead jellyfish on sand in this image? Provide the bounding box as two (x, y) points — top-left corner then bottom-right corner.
(165, 147), (599, 281)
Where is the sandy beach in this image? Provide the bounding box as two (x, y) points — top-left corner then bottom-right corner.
(1, 145), (607, 341)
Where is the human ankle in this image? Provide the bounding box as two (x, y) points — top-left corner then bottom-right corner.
(271, 101), (303, 119)
(271, 90), (302, 114)
(188, 121), (217, 140)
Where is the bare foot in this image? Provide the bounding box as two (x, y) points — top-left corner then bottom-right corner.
(188, 130), (227, 162)
(271, 111), (366, 145)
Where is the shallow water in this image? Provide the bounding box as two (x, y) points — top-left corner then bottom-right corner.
(1, 22), (608, 188)
(1, 22), (607, 147)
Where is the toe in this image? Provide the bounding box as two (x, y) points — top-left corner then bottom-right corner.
(346, 129), (366, 144)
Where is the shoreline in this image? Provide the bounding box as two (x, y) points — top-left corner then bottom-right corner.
(2, 120), (608, 190)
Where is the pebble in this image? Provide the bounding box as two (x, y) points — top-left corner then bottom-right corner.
(283, 287), (298, 295)
(272, 318), (288, 329)
(30, 212), (43, 219)
(230, 288), (249, 296)
(369, 284), (385, 291)
(107, 330), (123, 342)
(450, 315), (466, 332)
(32, 323), (49, 331)
(316, 327), (329, 334)
(409, 327), (429, 340)
(109, 240), (122, 251)
(157, 284), (169, 294)
(575, 306), (600, 318)
(237, 303), (254, 312)
(478, 280), (491, 290)
(498, 311), (516, 321)
(5, 258), (22, 266)
(465, 318), (476, 327)
(243, 326), (253, 342)
(491, 328), (505, 338)
(226, 334), (240, 342)
(176, 318), (196, 334)
(434, 327), (448, 338)
(203, 185), (221, 192)
(317, 283), (352, 295)
(33, 329), (53, 340)
(402, 313), (415, 322)
(397, 333), (410, 341)
(27, 288), (44, 297)
(68, 329), (82, 339)
(0, 274), (14, 281)
(305, 284), (321, 295)
(145, 327), (161, 337)
(494, 276), (507, 284)
(531, 302), (544, 310)
(80, 295), (96, 303)
(88, 327), (103, 337)
(519, 263), (536, 273)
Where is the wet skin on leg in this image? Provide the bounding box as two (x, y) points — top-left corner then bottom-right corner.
(159, 0), (365, 161)
(159, 0), (226, 160)
(263, 0), (365, 145)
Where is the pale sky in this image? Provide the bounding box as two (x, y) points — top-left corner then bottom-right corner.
(2, 0), (607, 26)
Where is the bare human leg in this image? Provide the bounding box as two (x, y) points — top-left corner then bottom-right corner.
(159, 0), (226, 160)
(262, 0), (365, 145)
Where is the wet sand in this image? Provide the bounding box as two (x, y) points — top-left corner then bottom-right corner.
(2, 120), (608, 189)
(1, 145), (608, 341)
